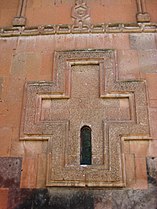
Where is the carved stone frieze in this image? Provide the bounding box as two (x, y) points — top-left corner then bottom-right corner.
(1, 23), (157, 37)
(20, 50), (151, 187)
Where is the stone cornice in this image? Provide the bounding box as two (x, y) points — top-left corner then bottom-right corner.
(0, 23), (157, 38)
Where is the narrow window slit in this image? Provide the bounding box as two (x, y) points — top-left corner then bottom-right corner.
(80, 126), (92, 165)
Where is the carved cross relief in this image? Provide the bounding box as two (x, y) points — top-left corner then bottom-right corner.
(20, 50), (150, 187)
(72, 0), (91, 27)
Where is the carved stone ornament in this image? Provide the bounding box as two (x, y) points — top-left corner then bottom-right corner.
(12, 0), (27, 26)
(136, 13), (150, 23)
(136, 0), (150, 23)
(12, 17), (26, 27)
(1, 23), (157, 37)
(20, 50), (151, 187)
(71, 0), (91, 27)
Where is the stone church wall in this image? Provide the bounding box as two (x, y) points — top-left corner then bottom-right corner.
(0, 0), (157, 208)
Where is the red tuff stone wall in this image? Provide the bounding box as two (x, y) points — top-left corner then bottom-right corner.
(0, 0), (157, 209)
(0, 0), (157, 27)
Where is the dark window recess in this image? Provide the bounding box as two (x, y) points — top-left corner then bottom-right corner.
(80, 126), (92, 165)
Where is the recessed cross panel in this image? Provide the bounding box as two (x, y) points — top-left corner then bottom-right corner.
(20, 50), (150, 187)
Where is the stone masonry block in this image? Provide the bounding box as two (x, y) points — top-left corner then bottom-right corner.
(112, 34), (130, 50)
(7, 188), (33, 209)
(134, 157), (148, 189)
(125, 154), (136, 187)
(138, 50), (157, 74)
(149, 108), (157, 139)
(36, 154), (47, 188)
(129, 34), (156, 50)
(0, 157), (22, 188)
(146, 73), (157, 100)
(20, 157), (37, 189)
(0, 188), (9, 209)
(40, 52), (53, 81)
(10, 141), (25, 157)
(16, 37), (36, 53)
(117, 50), (140, 80)
(149, 139), (157, 157)
(0, 77), (3, 100)
(130, 141), (149, 157)
(11, 53), (41, 81)
(0, 127), (12, 156)
(0, 52), (12, 76)
(94, 191), (112, 209)
(147, 157), (157, 186)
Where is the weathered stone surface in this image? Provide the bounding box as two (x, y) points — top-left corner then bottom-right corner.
(0, 127), (12, 156)
(8, 188), (33, 209)
(0, 77), (3, 100)
(138, 50), (157, 74)
(129, 34), (156, 50)
(112, 188), (157, 209)
(0, 157), (22, 188)
(20, 157), (38, 188)
(8, 189), (94, 209)
(146, 1), (157, 22)
(0, 188), (9, 209)
(147, 157), (157, 187)
(0, 0), (18, 27)
(6, 186), (157, 209)
(117, 49), (140, 80)
(149, 108), (157, 139)
(3, 156), (155, 207)
(146, 73), (157, 100)
(94, 191), (112, 209)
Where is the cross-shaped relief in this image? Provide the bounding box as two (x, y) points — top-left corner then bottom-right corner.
(20, 50), (150, 187)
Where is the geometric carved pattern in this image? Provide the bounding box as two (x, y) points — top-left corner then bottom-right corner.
(71, 0), (91, 27)
(1, 23), (157, 37)
(20, 50), (150, 187)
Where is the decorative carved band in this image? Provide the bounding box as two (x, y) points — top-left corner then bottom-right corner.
(136, 0), (150, 22)
(12, 0), (27, 26)
(1, 23), (157, 38)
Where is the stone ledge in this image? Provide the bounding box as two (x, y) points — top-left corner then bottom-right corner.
(0, 23), (157, 38)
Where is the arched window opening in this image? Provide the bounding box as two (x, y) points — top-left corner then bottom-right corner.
(80, 126), (92, 165)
